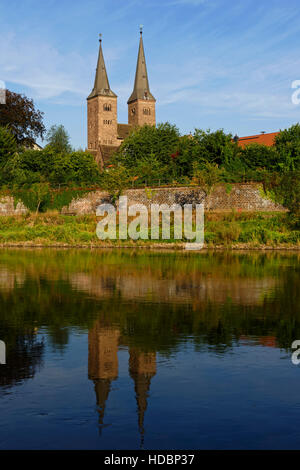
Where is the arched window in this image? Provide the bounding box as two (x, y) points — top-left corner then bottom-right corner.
(143, 108), (150, 115)
(103, 103), (111, 111)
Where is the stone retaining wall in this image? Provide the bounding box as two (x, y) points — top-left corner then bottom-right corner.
(0, 196), (28, 216)
(61, 183), (285, 215)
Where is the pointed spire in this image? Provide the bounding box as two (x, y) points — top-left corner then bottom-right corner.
(93, 378), (112, 433)
(127, 27), (155, 104)
(88, 34), (117, 100)
(129, 349), (156, 449)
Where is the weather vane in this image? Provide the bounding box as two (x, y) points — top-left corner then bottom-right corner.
(140, 24), (143, 34)
(99, 33), (102, 42)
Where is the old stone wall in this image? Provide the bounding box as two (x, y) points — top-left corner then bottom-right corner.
(61, 183), (285, 215)
(0, 196), (28, 215)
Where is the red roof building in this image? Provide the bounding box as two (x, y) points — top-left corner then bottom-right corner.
(237, 131), (279, 148)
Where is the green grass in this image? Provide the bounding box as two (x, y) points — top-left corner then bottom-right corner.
(0, 211), (299, 248)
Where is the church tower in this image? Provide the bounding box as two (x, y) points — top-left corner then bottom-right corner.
(87, 35), (118, 165)
(128, 28), (156, 127)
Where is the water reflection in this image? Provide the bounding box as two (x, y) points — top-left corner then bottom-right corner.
(0, 249), (299, 449)
(88, 319), (156, 446)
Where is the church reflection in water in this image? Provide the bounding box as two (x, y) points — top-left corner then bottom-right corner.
(88, 320), (156, 445)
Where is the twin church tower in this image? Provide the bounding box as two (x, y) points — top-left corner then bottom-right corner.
(87, 28), (156, 167)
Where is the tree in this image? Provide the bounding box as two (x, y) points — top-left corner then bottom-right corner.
(0, 126), (17, 167)
(134, 154), (167, 185)
(114, 122), (180, 169)
(100, 165), (131, 202)
(265, 170), (300, 220)
(0, 90), (45, 145)
(46, 125), (72, 153)
(239, 143), (278, 171)
(31, 182), (51, 213)
(274, 124), (300, 171)
(192, 128), (236, 166)
(191, 161), (222, 195)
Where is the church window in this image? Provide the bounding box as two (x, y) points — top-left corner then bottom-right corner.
(103, 103), (111, 111)
(131, 107), (136, 115)
(143, 108), (150, 115)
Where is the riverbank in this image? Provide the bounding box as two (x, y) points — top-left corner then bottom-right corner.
(0, 212), (299, 249)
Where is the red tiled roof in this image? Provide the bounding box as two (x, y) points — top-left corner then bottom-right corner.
(237, 131), (279, 148)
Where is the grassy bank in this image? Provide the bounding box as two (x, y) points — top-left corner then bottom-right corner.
(0, 211), (299, 249)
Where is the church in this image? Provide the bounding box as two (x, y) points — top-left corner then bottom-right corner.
(87, 28), (156, 167)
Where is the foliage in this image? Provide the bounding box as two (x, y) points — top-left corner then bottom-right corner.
(46, 124), (72, 153)
(133, 153), (167, 185)
(239, 143), (278, 171)
(1, 148), (101, 187)
(0, 126), (18, 167)
(264, 170), (300, 220)
(191, 161), (222, 194)
(274, 123), (300, 171)
(0, 89), (45, 145)
(0, 212), (298, 246)
(114, 122), (180, 169)
(192, 128), (237, 166)
(99, 165), (131, 202)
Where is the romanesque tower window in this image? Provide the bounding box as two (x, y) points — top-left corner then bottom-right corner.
(103, 103), (111, 111)
(143, 108), (151, 115)
(103, 119), (112, 125)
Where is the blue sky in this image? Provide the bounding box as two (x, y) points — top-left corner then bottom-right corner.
(1, 0), (300, 148)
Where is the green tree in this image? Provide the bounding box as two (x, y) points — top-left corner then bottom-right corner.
(46, 125), (72, 153)
(0, 126), (17, 167)
(31, 182), (51, 213)
(265, 170), (300, 220)
(192, 128), (236, 166)
(100, 165), (131, 202)
(239, 143), (278, 171)
(0, 90), (45, 145)
(191, 161), (222, 195)
(115, 122), (180, 169)
(134, 153), (167, 185)
(274, 124), (300, 171)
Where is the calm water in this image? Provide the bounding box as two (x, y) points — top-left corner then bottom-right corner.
(0, 249), (299, 450)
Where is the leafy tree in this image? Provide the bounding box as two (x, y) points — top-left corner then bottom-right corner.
(191, 161), (222, 195)
(49, 151), (101, 186)
(265, 170), (300, 220)
(100, 165), (131, 202)
(134, 153), (167, 185)
(0, 90), (45, 145)
(31, 182), (51, 213)
(46, 125), (72, 154)
(192, 128), (236, 166)
(115, 122), (180, 169)
(2, 148), (101, 188)
(274, 124), (300, 171)
(239, 143), (278, 171)
(0, 126), (17, 167)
